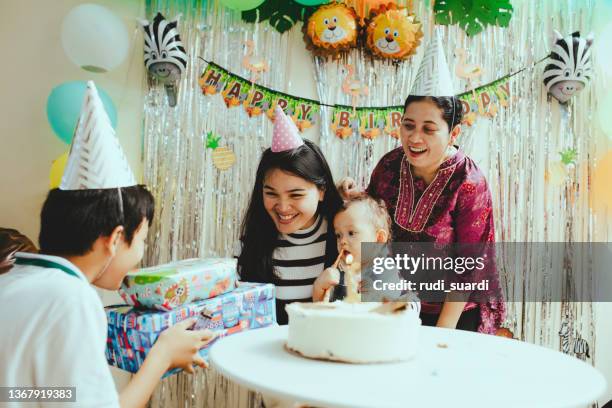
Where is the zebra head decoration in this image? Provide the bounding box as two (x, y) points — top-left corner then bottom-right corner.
(543, 30), (594, 104)
(139, 12), (187, 107)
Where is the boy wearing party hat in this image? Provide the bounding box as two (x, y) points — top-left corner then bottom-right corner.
(0, 81), (214, 407)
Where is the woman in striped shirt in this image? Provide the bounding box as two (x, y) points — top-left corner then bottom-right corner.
(237, 108), (342, 324)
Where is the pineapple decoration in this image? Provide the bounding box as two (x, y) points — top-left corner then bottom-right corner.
(559, 148), (578, 167)
(545, 148), (578, 186)
(206, 131), (236, 171)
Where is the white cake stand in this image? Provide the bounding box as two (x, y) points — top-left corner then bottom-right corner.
(209, 326), (606, 408)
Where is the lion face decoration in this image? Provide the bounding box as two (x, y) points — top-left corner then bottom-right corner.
(366, 6), (423, 60)
(305, 3), (358, 55)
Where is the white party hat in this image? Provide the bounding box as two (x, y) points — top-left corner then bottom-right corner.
(410, 31), (456, 97)
(60, 81), (136, 190)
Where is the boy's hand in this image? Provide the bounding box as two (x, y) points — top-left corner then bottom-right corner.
(312, 267), (340, 302)
(152, 318), (216, 374)
(338, 177), (361, 200)
(120, 320), (216, 407)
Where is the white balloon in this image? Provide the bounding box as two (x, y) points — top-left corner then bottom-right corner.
(61, 4), (130, 73)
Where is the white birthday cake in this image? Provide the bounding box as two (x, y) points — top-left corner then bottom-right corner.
(285, 301), (421, 363)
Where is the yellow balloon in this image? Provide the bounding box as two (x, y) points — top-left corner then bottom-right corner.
(49, 152), (69, 189)
(591, 150), (612, 211)
(366, 5), (423, 60)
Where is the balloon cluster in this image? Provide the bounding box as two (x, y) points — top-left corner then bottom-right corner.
(48, 4), (127, 185)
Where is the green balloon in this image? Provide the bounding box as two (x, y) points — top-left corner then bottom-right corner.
(294, 0), (329, 5)
(47, 81), (117, 145)
(219, 0), (265, 11)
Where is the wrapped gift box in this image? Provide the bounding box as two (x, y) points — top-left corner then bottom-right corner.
(119, 258), (238, 311)
(106, 283), (276, 376)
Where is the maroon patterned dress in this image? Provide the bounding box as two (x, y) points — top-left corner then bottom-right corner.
(367, 147), (505, 334)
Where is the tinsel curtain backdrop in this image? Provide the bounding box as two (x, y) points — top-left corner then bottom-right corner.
(141, 0), (609, 406)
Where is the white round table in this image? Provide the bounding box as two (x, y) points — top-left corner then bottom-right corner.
(210, 326), (606, 408)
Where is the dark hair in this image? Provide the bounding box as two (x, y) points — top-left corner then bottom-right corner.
(338, 193), (392, 238)
(403, 95), (463, 132)
(39, 185), (154, 256)
(238, 139), (342, 283)
(0, 228), (38, 274)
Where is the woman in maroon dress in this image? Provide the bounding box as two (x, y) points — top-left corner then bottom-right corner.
(341, 94), (505, 334)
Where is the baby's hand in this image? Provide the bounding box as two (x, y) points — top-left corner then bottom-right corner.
(358, 278), (368, 295)
(312, 267), (340, 302)
(338, 177), (361, 200)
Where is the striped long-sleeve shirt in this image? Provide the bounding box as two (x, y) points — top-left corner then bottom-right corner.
(272, 215), (328, 324)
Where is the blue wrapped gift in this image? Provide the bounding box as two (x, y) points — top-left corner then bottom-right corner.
(105, 283), (276, 376)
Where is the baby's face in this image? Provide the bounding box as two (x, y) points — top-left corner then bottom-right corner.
(333, 203), (380, 270)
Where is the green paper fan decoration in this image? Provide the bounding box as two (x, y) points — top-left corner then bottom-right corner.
(242, 0), (317, 34)
(434, 0), (513, 37)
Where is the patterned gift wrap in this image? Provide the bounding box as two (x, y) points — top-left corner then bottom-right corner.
(119, 258), (238, 311)
(106, 283), (276, 376)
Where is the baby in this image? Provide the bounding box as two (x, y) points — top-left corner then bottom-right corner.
(312, 193), (420, 311)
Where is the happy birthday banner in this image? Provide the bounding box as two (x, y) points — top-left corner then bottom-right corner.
(199, 61), (513, 139)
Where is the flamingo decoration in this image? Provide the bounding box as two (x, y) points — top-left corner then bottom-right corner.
(242, 40), (269, 84)
(455, 48), (484, 103)
(342, 64), (369, 115)
(454, 48), (497, 119)
(454, 48), (484, 83)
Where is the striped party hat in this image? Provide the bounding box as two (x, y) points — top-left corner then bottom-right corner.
(60, 81), (136, 190)
(410, 30), (455, 97)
